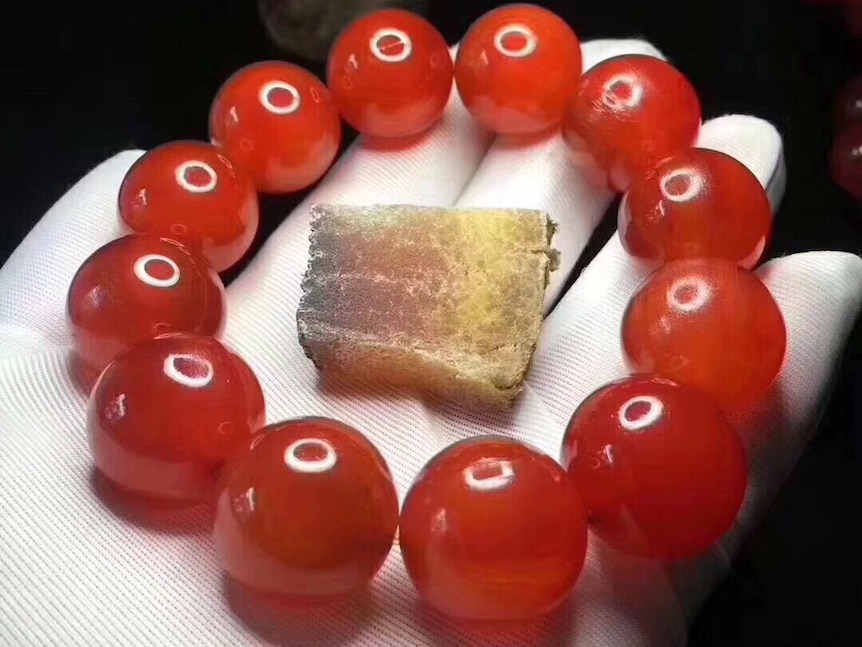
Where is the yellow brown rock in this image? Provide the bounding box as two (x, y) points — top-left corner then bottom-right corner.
(296, 204), (559, 409)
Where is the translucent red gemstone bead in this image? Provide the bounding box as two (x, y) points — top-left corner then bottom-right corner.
(454, 4), (582, 136)
(213, 418), (399, 599)
(830, 123), (862, 200)
(209, 61), (341, 194)
(564, 54), (701, 192)
(399, 437), (588, 621)
(327, 9), (453, 138)
(87, 334), (265, 503)
(561, 375), (748, 559)
(118, 141), (259, 273)
(619, 148), (773, 269)
(622, 258), (786, 411)
(67, 235), (226, 375)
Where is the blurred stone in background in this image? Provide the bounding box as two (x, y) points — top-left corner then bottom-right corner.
(259, 0), (429, 63)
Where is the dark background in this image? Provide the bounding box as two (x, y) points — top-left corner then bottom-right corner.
(2, 0), (861, 644)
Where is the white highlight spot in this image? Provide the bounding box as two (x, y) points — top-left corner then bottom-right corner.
(493, 24), (538, 59)
(602, 74), (644, 111)
(285, 439), (338, 474)
(618, 396), (664, 433)
(103, 393), (127, 424)
(667, 276), (712, 313)
(259, 81), (301, 115)
(133, 254), (180, 288)
(163, 354), (214, 389)
(370, 28), (413, 63)
(174, 160), (217, 194)
(660, 167), (704, 203)
(463, 459), (515, 491)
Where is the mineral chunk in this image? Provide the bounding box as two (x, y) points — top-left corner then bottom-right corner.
(297, 204), (559, 409)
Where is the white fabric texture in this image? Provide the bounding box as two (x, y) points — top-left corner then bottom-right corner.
(1, 39), (861, 647)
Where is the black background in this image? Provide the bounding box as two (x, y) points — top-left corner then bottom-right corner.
(2, 1), (861, 645)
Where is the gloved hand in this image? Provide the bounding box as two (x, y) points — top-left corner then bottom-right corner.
(1, 39), (860, 647)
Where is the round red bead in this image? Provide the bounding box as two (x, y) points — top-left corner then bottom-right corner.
(118, 141), (259, 273)
(454, 4), (582, 135)
(327, 9), (453, 138)
(209, 61), (341, 194)
(399, 437), (588, 621)
(87, 334), (265, 503)
(564, 54), (701, 192)
(619, 148), (773, 269)
(830, 123), (862, 200)
(213, 418), (399, 599)
(67, 235), (226, 375)
(622, 258), (786, 411)
(561, 375), (748, 559)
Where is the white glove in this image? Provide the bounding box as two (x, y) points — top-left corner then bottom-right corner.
(1, 39), (860, 647)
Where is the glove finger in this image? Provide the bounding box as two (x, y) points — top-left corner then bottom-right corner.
(430, 113), (783, 438)
(0, 152), (142, 355)
(221, 38), (674, 361)
(452, 40), (664, 311)
(670, 250), (862, 620)
(454, 105), (783, 315)
(525, 113), (785, 439)
(414, 117), (811, 645)
(223, 53), (491, 322)
(0, 46), (492, 357)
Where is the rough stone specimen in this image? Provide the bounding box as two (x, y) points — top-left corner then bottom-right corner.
(297, 204), (558, 409)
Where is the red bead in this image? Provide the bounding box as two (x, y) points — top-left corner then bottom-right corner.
(830, 123), (862, 200)
(561, 375), (747, 559)
(622, 258), (786, 411)
(399, 437), (588, 621)
(619, 148), (773, 269)
(564, 54), (701, 192)
(67, 235), (226, 375)
(118, 141), (259, 273)
(213, 418), (399, 599)
(834, 76), (862, 128)
(209, 61), (341, 194)
(327, 9), (453, 138)
(87, 334), (265, 503)
(454, 5), (582, 136)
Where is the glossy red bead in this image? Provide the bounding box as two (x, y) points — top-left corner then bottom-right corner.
(214, 418), (399, 599)
(564, 54), (701, 192)
(399, 437), (588, 621)
(619, 148), (773, 269)
(67, 235), (226, 375)
(830, 123), (862, 200)
(327, 9), (453, 138)
(561, 375), (747, 559)
(454, 4), (582, 136)
(209, 61), (341, 194)
(118, 141), (259, 272)
(622, 258), (786, 412)
(87, 334), (265, 503)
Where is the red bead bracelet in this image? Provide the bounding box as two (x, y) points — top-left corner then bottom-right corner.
(65, 3), (785, 625)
